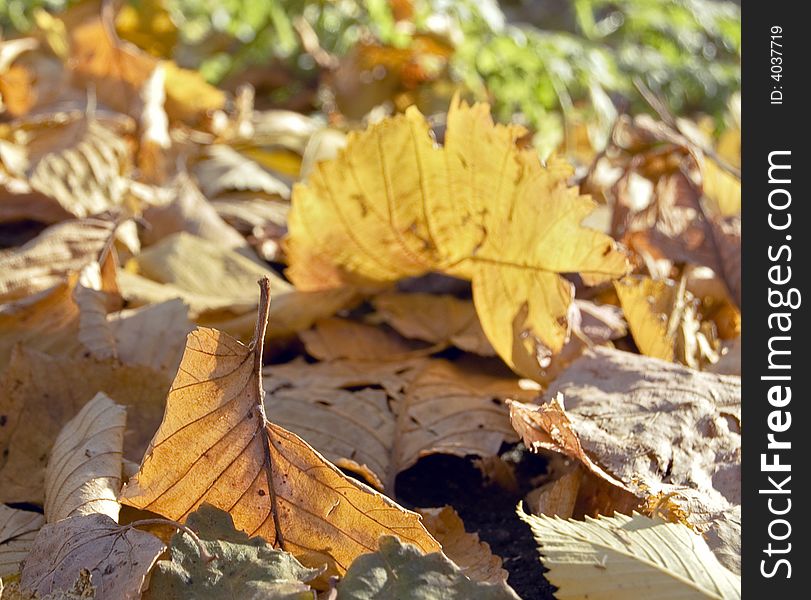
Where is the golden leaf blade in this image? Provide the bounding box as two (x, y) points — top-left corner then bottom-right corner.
(287, 97), (628, 379)
(120, 278), (439, 574)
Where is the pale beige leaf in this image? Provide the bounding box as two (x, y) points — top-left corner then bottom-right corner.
(372, 292), (494, 355)
(519, 511), (740, 599)
(194, 145), (290, 199)
(120, 279), (439, 575)
(0, 506), (44, 578)
(44, 393), (125, 523)
(0, 347), (170, 504)
(0, 218), (115, 303)
(417, 506), (509, 585)
(20, 514), (165, 600)
(301, 318), (430, 361)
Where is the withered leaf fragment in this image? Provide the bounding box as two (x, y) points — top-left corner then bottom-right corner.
(20, 514), (165, 600)
(0, 506), (44, 578)
(120, 278), (439, 575)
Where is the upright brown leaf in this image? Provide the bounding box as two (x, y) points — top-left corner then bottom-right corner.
(120, 278), (439, 575)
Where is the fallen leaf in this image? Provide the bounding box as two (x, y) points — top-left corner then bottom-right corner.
(511, 348), (740, 552)
(126, 232), (354, 339)
(143, 504), (321, 600)
(107, 299), (192, 376)
(44, 393), (125, 523)
(287, 97), (628, 379)
(300, 318), (431, 361)
(519, 510), (740, 599)
(20, 514), (165, 600)
(524, 467), (583, 519)
(0, 507), (44, 578)
(417, 506), (509, 585)
(614, 276), (679, 361)
(266, 357), (527, 492)
(120, 278), (440, 575)
(140, 173), (249, 252)
(0, 347), (170, 504)
(372, 292), (494, 355)
(194, 146), (290, 199)
(335, 535), (520, 599)
(0, 219), (115, 304)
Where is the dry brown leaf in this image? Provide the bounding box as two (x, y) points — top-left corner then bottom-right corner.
(417, 506), (509, 585)
(0, 347), (170, 504)
(44, 393), (125, 523)
(267, 357), (529, 492)
(62, 0), (155, 115)
(525, 467), (583, 519)
(126, 232), (354, 339)
(140, 172), (250, 252)
(372, 292), (494, 356)
(266, 357), (425, 402)
(120, 278), (440, 575)
(20, 113), (134, 219)
(0, 506), (44, 578)
(0, 218), (114, 301)
(287, 97), (628, 379)
(20, 514), (165, 599)
(301, 318), (431, 361)
(614, 276), (679, 361)
(107, 299), (193, 376)
(510, 348), (740, 558)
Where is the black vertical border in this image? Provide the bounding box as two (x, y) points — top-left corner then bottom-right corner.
(742, 1), (807, 596)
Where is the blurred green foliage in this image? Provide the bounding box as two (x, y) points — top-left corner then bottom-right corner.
(1, 0), (740, 139)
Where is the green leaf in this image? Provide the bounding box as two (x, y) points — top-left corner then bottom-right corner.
(336, 535), (520, 600)
(144, 504), (322, 600)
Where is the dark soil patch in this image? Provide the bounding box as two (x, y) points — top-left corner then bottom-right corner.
(395, 451), (556, 600)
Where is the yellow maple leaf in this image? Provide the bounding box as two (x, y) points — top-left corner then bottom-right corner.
(287, 96), (628, 379)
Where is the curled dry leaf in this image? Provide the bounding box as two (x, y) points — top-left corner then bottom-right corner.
(336, 535), (520, 600)
(510, 347), (740, 566)
(266, 357), (529, 492)
(20, 514), (165, 600)
(120, 278), (440, 576)
(0, 347), (170, 504)
(417, 506), (509, 585)
(0, 506), (44, 578)
(287, 96), (628, 379)
(44, 393), (125, 523)
(519, 510), (740, 599)
(0, 219), (115, 303)
(372, 292), (494, 356)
